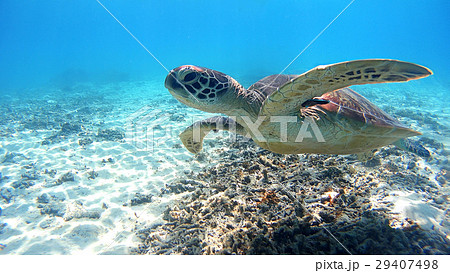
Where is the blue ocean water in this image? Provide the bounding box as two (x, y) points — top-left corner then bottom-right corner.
(0, 0), (449, 90)
(0, 0), (449, 256)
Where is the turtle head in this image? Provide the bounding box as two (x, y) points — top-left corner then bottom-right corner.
(165, 65), (237, 113)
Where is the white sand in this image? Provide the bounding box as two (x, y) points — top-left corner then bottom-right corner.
(0, 81), (223, 254)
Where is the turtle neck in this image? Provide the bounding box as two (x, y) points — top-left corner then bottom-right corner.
(221, 78), (264, 120)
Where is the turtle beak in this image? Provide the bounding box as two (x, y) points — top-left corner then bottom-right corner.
(164, 70), (188, 98)
(164, 70), (180, 90)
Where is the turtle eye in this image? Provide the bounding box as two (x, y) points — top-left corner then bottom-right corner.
(183, 72), (197, 82)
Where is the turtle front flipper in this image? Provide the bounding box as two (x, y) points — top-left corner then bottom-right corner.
(179, 116), (246, 153)
(261, 59), (432, 116)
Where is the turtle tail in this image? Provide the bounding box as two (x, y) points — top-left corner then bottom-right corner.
(394, 138), (431, 158)
(179, 116), (246, 153)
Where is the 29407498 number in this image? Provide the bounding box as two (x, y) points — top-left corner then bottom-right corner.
(376, 259), (438, 270)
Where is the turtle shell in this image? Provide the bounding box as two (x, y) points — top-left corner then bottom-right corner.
(318, 87), (411, 130)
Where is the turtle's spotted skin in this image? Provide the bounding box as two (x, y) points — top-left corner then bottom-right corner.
(165, 59), (432, 156)
(165, 65), (231, 103)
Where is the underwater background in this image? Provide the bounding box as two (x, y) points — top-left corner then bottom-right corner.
(1, 0), (449, 90)
(0, 0), (449, 254)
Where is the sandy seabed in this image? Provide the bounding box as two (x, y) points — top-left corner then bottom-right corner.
(0, 79), (449, 254)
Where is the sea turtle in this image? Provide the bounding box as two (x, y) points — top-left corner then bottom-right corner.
(164, 59), (432, 157)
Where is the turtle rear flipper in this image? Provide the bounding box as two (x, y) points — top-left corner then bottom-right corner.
(180, 116), (246, 153)
(261, 59), (432, 116)
(394, 138), (431, 158)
